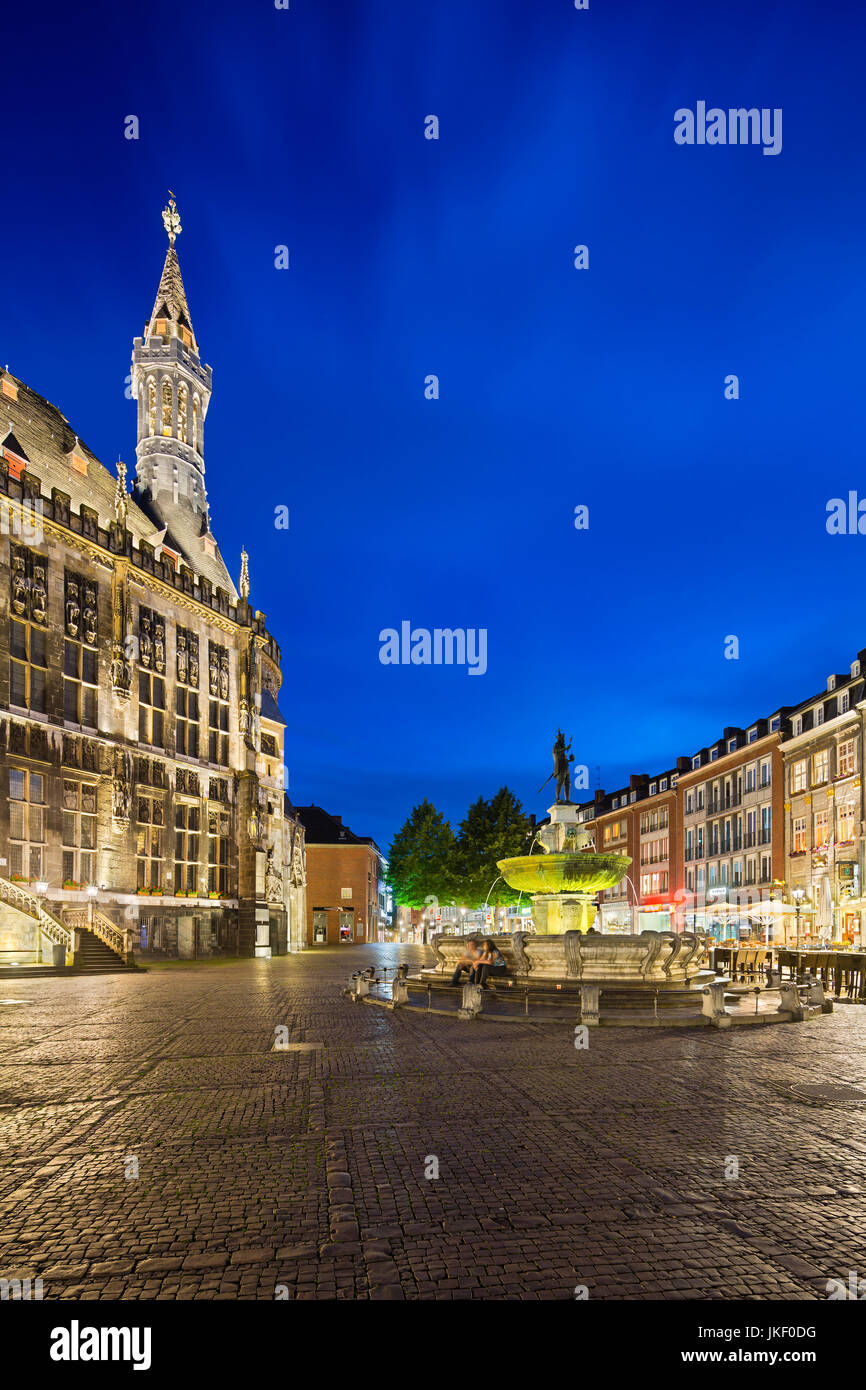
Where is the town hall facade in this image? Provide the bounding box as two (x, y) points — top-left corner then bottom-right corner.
(0, 197), (306, 966)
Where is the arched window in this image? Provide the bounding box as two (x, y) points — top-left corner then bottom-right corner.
(192, 396), (200, 453)
(147, 379), (156, 436)
(161, 380), (173, 437)
(177, 384), (188, 445)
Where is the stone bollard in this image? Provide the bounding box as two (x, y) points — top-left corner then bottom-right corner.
(579, 983), (601, 1026)
(766, 967), (781, 988)
(458, 983), (483, 1020)
(353, 973), (371, 999)
(701, 983), (731, 1028)
(801, 978), (833, 1014)
(390, 978), (410, 1008)
(778, 981), (803, 1020)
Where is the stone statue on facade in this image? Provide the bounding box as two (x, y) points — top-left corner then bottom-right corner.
(265, 847), (283, 903)
(65, 578), (80, 637)
(112, 749), (133, 823)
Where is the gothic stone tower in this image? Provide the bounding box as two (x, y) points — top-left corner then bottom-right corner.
(130, 194), (227, 586)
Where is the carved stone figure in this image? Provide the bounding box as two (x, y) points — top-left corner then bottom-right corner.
(112, 749), (132, 822)
(11, 552), (27, 615)
(239, 701), (250, 735)
(154, 619), (165, 673)
(110, 643), (132, 697)
(189, 636), (199, 687)
(82, 583), (97, 644)
(65, 578), (81, 637)
(265, 847), (283, 903)
(209, 649), (219, 696)
(30, 564), (47, 624)
(177, 629), (188, 683)
(248, 802), (263, 846)
(290, 834), (306, 887)
(140, 612), (153, 667)
(219, 654), (229, 701)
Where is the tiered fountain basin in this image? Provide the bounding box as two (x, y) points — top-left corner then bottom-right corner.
(497, 851), (630, 935)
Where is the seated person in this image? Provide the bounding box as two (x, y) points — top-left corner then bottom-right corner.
(450, 937), (483, 986)
(474, 938), (508, 989)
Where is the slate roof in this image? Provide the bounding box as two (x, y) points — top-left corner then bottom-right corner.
(295, 805), (380, 851)
(2, 371), (235, 593)
(147, 246), (198, 347)
(261, 687), (287, 726)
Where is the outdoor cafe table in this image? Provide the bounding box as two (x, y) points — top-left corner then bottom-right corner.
(784, 949), (866, 1000)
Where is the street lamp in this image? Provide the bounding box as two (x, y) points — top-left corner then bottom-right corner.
(792, 888), (805, 950)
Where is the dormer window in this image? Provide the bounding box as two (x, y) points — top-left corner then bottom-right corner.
(816, 706), (824, 726)
(649, 783), (657, 796)
(153, 317), (168, 337)
(65, 443), (87, 476)
(0, 372), (18, 401)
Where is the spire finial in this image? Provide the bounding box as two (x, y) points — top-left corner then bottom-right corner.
(162, 191), (182, 248)
(239, 547), (250, 600)
(114, 457), (128, 527)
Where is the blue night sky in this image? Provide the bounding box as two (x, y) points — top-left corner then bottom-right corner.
(3, 0), (865, 850)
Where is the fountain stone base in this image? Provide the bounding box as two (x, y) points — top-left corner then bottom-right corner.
(531, 894), (598, 936)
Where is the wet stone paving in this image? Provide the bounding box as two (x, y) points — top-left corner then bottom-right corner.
(1, 943), (865, 1300)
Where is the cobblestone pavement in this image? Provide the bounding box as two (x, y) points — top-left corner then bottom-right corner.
(1, 944), (865, 1301)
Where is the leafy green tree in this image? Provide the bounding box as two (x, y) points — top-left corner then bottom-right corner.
(387, 800), (457, 908)
(455, 786), (531, 907)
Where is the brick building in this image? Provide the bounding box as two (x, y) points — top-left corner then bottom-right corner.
(578, 762), (688, 932)
(296, 805), (389, 945)
(0, 197), (306, 967)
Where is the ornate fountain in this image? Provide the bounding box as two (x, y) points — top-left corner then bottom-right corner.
(498, 801), (629, 936)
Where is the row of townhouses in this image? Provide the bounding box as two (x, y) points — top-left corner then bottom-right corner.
(575, 652), (866, 946)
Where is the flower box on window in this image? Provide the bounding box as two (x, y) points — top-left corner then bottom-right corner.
(62, 880), (80, 890)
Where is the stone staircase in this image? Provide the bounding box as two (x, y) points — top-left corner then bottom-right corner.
(71, 926), (138, 975)
(0, 880), (140, 977)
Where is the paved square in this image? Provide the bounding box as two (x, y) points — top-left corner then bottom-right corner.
(1, 945), (865, 1300)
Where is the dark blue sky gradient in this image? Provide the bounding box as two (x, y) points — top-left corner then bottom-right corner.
(4, 0), (865, 848)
